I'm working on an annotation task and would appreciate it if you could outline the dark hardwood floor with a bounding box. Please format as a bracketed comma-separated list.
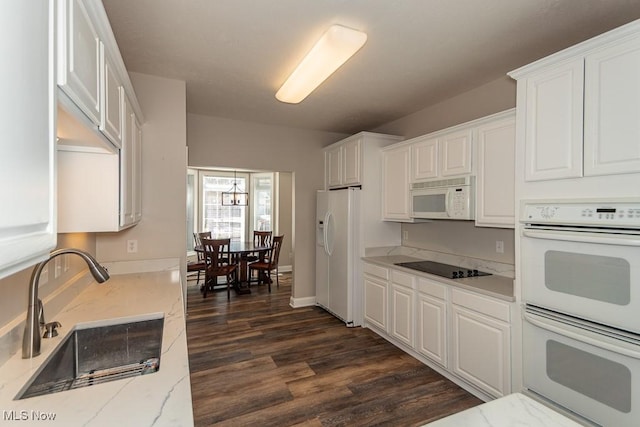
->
[186, 273, 482, 426]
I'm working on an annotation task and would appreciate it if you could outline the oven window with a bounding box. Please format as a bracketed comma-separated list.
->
[547, 340, 631, 413]
[414, 194, 446, 213]
[545, 251, 630, 305]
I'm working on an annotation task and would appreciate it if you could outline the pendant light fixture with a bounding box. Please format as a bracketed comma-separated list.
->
[221, 171, 248, 206]
[276, 24, 367, 104]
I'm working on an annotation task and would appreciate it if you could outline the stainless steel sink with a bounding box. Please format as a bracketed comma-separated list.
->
[16, 315, 164, 400]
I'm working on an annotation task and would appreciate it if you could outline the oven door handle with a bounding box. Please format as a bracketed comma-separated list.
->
[522, 229, 640, 247]
[524, 310, 640, 359]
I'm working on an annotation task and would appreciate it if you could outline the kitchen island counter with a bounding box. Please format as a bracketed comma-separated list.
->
[424, 392, 582, 426]
[363, 255, 514, 301]
[0, 270, 193, 426]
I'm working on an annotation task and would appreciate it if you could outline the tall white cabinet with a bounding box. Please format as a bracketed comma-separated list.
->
[0, 0, 57, 279]
[509, 20, 640, 182]
[56, 0, 144, 232]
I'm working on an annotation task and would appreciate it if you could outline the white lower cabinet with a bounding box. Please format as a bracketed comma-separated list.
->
[389, 270, 415, 347]
[417, 278, 448, 368]
[450, 288, 511, 398]
[363, 263, 389, 332]
[362, 262, 512, 399]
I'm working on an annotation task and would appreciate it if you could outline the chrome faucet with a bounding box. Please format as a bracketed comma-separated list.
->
[22, 248, 110, 359]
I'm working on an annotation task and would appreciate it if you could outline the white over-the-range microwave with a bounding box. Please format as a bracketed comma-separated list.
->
[410, 176, 474, 220]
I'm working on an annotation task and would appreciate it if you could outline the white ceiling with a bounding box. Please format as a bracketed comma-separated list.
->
[102, 0, 640, 134]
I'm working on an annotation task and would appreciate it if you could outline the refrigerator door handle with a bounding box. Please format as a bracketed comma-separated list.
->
[324, 212, 334, 256]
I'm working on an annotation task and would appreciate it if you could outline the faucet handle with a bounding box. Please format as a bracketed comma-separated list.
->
[42, 321, 61, 339]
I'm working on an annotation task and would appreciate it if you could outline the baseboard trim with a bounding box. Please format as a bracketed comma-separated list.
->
[278, 265, 292, 273]
[290, 295, 316, 308]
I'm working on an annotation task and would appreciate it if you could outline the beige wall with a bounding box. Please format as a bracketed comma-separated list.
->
[0, 233, 96, 330]
[375, 76, 516, 138]
[96, 73, 188, 285]
[187, 113, 346, 299]
[277, 172, 293, 269]
[376, 76, 518, 264]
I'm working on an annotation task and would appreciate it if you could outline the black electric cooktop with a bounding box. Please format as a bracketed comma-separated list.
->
[394, 260, 492, 279]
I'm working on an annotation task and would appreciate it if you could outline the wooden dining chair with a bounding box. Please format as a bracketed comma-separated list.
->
[187, 232, 210, 286]
[248, 235, 284, 292]
[201, 238, 237, 300]
[246, 230, 273, 262]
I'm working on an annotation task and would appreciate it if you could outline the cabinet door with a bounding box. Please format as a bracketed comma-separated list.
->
[0, 0, 56, 279]
[475, 115, 516, 228]
[412, 137, 438, 181]
[342, 138, 361, 185]
[584, 36, 640, 176]
[390, 283, 415, 347]
[524, 59, 584, 181]
[101, 51, 123, 148]
[382, 145, 412, 221]
[133, 117, 143, 222]
[364, 275, 387, 331]
[325, 146, 342, 188]
[120, 96, 134, 227]
[451, 305, 511, 398]
[440, 129, 473, 177]
[418, 293, 447, 367]
[58, 0, 101, 126]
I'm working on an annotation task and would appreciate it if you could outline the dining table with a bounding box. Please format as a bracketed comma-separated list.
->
[195, 240, 270, 294]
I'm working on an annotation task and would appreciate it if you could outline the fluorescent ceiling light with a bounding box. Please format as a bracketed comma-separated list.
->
[276, 24, 367, 104]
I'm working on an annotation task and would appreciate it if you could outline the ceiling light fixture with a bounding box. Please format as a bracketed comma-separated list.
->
[221, 171, 248, 206]
[275, 24, 367, 104]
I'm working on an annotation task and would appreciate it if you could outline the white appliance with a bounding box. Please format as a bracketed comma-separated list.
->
[520, 198, 640, 426]
[410, 176, 474, 220]
[316, 188, 361, 326]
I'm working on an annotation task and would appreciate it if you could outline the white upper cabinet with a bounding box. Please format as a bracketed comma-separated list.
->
[522, 60, 584, 181]
[440, 129, 473, 177]
[584, 36, 640, 176]
[510, 20, 640, 181]
[342, 137, 361, 186]
[101, 52, 123, 148]
[325, 145, 343, 188]
[411, 137, 439, 181]
[57, 0, 101, 126]
[324, 132, 402, 189]
[411, 129, 472, 182]
[475, 111, 516, 228]
[382, 143, 413, 221]
[0, 0, 57, 279]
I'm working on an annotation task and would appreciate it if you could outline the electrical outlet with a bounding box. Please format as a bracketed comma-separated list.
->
[402, 230, 409, 240]
[54, 257, 62, 278]
[127, 239, 138, 253]
[40, 265, 49, 285]
[496, 240, 504, 254]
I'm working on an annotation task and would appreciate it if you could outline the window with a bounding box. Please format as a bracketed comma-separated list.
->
[251, 173, 273, 232]
[201, 172, 248, 242]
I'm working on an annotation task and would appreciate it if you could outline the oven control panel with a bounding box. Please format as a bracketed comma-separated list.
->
[521, 199, 640, 228]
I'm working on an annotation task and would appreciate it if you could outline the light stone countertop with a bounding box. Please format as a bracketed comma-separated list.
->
[424, 393, 583, 427]
[362, 255, 514, 301]
[0, 270, 193, 426]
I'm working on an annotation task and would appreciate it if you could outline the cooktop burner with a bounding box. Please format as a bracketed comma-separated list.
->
[394, 260, 492, 279]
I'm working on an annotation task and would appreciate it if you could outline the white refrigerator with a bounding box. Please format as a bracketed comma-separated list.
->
[316, 188, 362, 326]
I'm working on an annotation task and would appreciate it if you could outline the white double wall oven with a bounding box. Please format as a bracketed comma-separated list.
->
[520, 199, 640, 426]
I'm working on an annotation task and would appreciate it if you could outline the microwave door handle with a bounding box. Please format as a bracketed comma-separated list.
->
[522, 229, 640, 247]
[445, 190, 453, 217]
[524, 311, 640, 359]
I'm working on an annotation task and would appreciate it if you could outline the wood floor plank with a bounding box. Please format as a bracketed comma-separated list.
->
[187, 273, 482, 426]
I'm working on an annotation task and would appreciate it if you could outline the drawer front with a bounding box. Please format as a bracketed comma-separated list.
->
[363, 262, 389, 280]
[416, 277, 447, 299]
[451, 288, 510, 322]
[391, 269, 414, 288]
